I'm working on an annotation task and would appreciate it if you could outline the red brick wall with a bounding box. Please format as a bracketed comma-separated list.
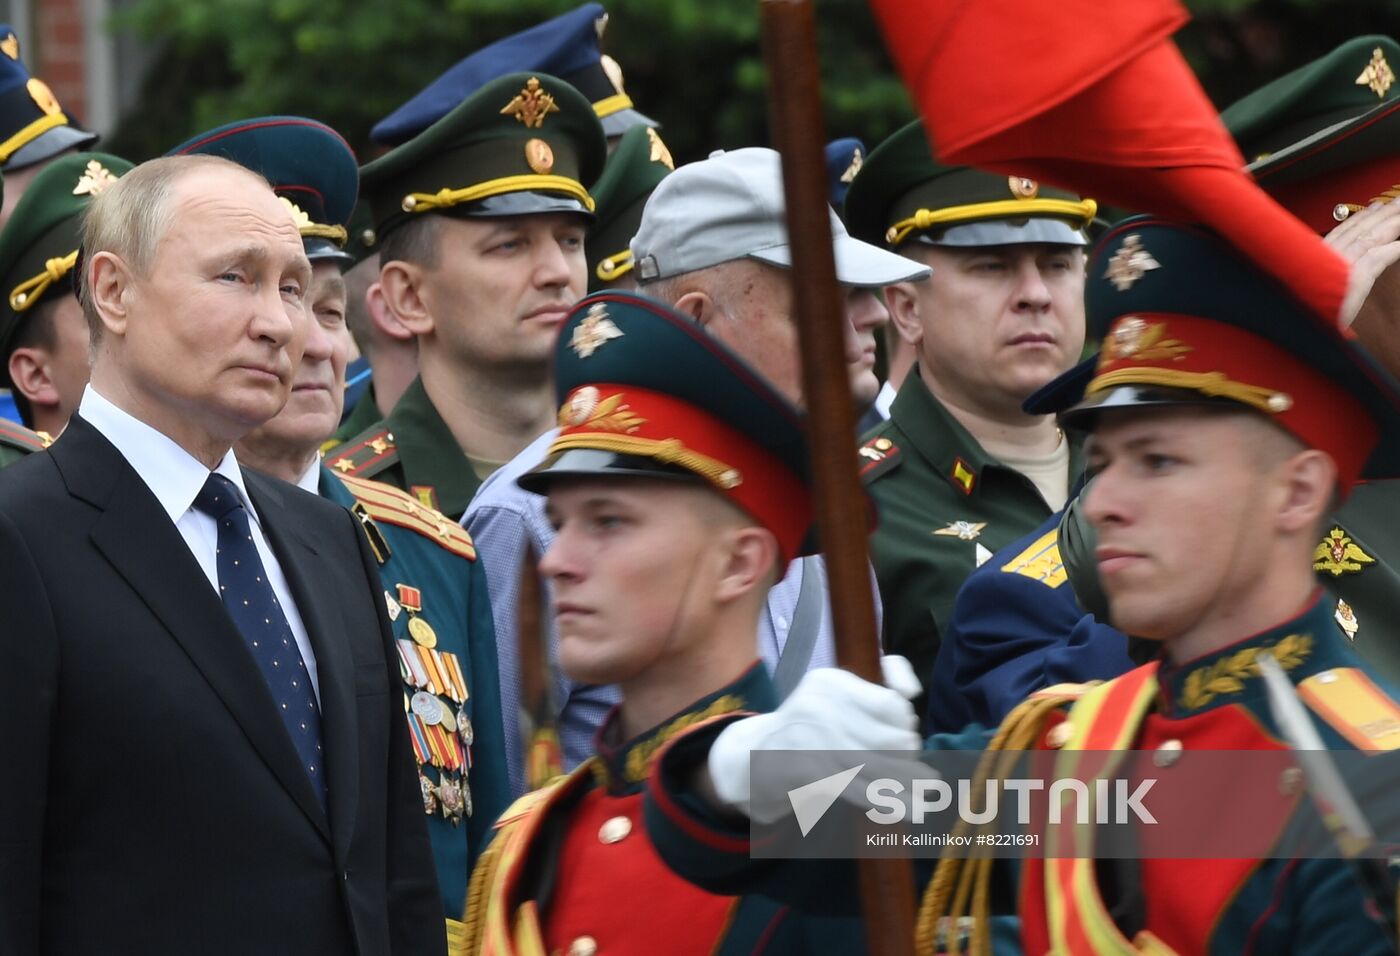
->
[34, 0, 88, 119]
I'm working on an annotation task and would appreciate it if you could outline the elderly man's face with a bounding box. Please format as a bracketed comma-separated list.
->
[238, 261, 349, 458]
[119, 167, 312, 444]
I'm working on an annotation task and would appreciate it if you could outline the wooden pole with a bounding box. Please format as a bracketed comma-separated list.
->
[759, 1, 917, 953]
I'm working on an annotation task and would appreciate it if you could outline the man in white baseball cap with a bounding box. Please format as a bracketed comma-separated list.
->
[466, 145, 928, 794]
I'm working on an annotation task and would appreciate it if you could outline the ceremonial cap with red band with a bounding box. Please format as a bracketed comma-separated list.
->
[518, 291, 817, 563]
[1223, 36, 1400, 235]
[1032, 218, 1400, 494]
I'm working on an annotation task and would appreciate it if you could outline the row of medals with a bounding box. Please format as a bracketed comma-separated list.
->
[387, 584, 473, 825]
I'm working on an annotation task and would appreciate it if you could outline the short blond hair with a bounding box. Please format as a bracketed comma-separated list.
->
[78, 154, 270, 344]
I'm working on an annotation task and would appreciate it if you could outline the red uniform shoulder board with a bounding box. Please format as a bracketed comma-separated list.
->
[0, 418, 49, 453]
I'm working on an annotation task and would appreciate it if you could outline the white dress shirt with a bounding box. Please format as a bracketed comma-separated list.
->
[78, 386, 320, 701]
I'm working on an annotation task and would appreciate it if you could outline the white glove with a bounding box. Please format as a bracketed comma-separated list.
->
[707, 656, 923, 822]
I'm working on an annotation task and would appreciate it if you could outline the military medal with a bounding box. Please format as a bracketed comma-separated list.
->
[419, 770, 438, 814]
[458, 711, 475, 748]
[411, 690, 444, 725]
[438, 775, 466, 824]
[397, 583, 438, 648]
[438, 705, 458, 734]
[398, 639, 430, 689]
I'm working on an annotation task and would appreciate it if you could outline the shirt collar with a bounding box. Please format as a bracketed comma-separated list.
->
[78, 384, 257, 526]
[294, 456, 322, 494]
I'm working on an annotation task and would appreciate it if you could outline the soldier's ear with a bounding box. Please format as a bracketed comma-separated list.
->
[364, 280, 414, 342]
[884, 282, 923, 346]
[713, 526, 781, 605]
[377, 259, 433, 336]
[671, 289, 716, 328]
[1275, 448, 1336, 537]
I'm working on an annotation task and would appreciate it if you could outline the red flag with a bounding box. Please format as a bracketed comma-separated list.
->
[869, 0, 1351, 323]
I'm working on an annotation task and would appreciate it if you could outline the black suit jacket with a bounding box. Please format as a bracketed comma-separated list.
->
[0, 416, 444, 955]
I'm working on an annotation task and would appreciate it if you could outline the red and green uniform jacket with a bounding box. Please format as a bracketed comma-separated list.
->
[461, 664, 868, 955]
[645, 593, 1400, 955]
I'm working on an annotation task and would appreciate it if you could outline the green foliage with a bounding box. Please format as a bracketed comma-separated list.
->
[103, 0, 913, 165]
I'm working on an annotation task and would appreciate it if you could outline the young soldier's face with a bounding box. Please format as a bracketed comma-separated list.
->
[911, 243, 1085, 417]
[540, 478, 729, 686]
[1082, 406, 1286, 643]
[421, 213, 587, 370]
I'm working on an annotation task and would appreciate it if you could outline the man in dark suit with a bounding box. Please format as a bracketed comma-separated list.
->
[0, 154, 444, 954]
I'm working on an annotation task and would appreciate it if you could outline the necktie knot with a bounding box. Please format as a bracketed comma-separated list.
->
[194, 473, 245, 522]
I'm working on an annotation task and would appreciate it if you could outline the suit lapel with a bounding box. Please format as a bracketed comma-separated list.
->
[245, 470, 360, 858]
[53, 419, 332, 842]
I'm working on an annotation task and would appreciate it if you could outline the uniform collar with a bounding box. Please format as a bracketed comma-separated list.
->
[1157, 591, 1352, 718]
[385, 376, 481, 517]
[592, 662, 777, 795]
[889, 367, 1082, 500]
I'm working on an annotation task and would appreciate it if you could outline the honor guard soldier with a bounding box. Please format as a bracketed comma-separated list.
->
[0, 151, 132, 442]
[585, 123, 674, 291]
[843, 119, 1097, 713]
[460, 291, 878, 956]
[642, 218, 1400, 955]
[0, 26, 98, 224]
[172, 116, 511, 949]
[371, 2, 656, 149]
[325, 72, 606, 518]
[1221, 36, 1400, 683]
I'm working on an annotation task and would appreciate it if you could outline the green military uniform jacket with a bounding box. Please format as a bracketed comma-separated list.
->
[861, 369, 1081, 712]
[1318, 480, 1400, 685]
[0, 418, 48, 469]
[319, 467, 509, 949]
[325, 377, 482, 520]
[332, 382, 383, 447]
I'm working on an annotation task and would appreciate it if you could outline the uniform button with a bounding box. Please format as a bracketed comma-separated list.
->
[875, 438, 893, 450]
[1154, 739, 1183, 768]
[599, 815, 632, 844]
[567, 936, 598, 956]
[1316, 670, 1338, 684]
[1045, 722, 1073, 749]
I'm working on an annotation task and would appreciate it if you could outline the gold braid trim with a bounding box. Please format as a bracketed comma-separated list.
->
[1087, 368, 1292, 414]
[592, 92, 635, 118]
[10, 249, 77, 311]
[0, 112, 66, 163]
[886, 197, 1097, 246]
[402, 174, 595, 214]
[457, 831, 506, 956]
[915, 693, 1076, 956]
[1178, 633, 1311, 711]
[548, 432, 743, 489]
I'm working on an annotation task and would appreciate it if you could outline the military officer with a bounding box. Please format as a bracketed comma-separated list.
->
[0, 151, 132, 441]
[460, 290, 883, 956]
[172, 116, 511, 949]
[1221, 35, 1400, 683]
[843, 119, 1097, 713]
[642, 218, 1400, 955]
[585, 123, 674, 292]
[370, 2, 657, 149]
[324, 72, 606, 518]
[0, 26, 98, 225]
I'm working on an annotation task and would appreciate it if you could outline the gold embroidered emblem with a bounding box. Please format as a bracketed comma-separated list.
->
[1313, 527, 1376, 576]
[647, 128, 675, 170]
[524, 138, 554, 174]
[500, 77, 560, 129]
[569, 302, 624, 358]
[1, 33, 19, 60]
[623, 694, 744, 782]
[1179, 633, 1312, 711]
[369, 437, 390, 455]
[1336, 599, 1359, 641]
[72, 160, 119, 197]
[1104, 234, 1161, 291]
[280, 197, 313, 231]
[951, 458, 976, 496]
[563, 391, 646, 434]
[1357, 47, 1395, 99]
[934, 521, 986, 541]
[841, 149, 864, 184]
[1101, 316, 1193, 363]
[1008, 176, 1039, 199]
[27, 78, 61, 116]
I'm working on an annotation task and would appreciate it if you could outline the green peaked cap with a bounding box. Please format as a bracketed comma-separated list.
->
[585, 124, 673, 289]
[0, 150, 132, 369]
[360, 71, 606, 241]
[844, 118, 1095, 250]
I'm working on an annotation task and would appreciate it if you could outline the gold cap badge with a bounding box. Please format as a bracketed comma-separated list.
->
[841, 149, 864, 185]
[1008, 176, 1039, 199]
[1104, 234, 1161, 291]
[1, 33, 18, 60]
[27, 78, 61, 116]
[525, 138, 555, 174]
[501, 77, 560, 129]
[1357, 47, 1395, 99]
[72, 160, 119, 197]
[569, 302, 624, 358]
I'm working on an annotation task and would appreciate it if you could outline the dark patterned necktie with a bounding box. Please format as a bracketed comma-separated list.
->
[193, 473, 328, 813]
